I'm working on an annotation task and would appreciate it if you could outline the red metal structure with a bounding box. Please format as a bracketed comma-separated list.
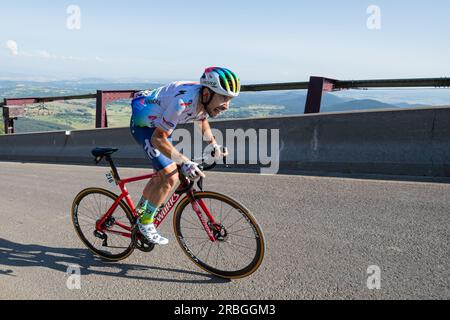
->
[2, 105, 25, 134]
[95, 90, 137, 128]
[304, 77, 337, 114]
[1, 91, 137, 134]
[1, 77, 449, 134]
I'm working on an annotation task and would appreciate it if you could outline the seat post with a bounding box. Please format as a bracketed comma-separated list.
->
[105, 155, 121, 181]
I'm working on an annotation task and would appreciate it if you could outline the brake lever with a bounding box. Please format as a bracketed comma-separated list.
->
[197, 177, 204, 191]
[223, 156, 229, 168]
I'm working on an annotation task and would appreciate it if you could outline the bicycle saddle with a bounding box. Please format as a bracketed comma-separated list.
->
[91, 147, 119, 158]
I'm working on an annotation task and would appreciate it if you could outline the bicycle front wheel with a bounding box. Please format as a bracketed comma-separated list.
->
[173, 191, 265, 279]
[72, 187, 135, 261]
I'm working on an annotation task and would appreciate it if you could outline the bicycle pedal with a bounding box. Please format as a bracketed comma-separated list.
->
[131, 227, 155, 253]
[94, 230, 106, 240]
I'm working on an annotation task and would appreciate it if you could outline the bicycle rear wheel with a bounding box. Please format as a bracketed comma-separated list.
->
[72, 187, 135, 261]
[173, 191, 265, 279]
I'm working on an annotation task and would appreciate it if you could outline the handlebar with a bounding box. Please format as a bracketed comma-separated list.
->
[175, 148, 226, 194]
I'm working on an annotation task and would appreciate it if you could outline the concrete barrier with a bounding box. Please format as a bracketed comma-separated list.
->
[0, 106, 449, 177]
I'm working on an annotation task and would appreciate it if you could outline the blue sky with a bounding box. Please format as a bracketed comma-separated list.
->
[0, 0, 449, 83]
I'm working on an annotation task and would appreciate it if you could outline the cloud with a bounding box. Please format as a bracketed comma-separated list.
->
[37, 50, 87, 62]
[4, 41, 101, 63]
[6, 40, 19, 56]
[37, 50, 54, 59]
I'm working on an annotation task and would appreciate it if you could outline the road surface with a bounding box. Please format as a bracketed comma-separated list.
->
[0, 162, 448, 299]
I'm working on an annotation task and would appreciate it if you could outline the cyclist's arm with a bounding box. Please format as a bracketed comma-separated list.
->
[195, 118, 217, 145]
[197, 118, 229, 159]
[151, 128, 189, 165]
[152, 99, 190, 164]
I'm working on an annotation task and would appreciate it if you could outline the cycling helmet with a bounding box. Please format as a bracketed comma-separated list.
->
[200, 67, 241, 97]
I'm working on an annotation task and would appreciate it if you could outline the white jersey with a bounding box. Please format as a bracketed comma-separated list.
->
[131, 81, 208, 134]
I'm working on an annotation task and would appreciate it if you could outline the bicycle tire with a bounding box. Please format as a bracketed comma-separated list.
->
[72, 187, 135, 261]
[173, 191, 265, 279]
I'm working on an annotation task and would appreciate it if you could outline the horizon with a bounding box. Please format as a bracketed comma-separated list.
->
[1, 78, 450, 106]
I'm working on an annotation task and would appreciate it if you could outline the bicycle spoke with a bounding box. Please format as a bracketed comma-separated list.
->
[215, 241, 220, 269]
[185, 206, 205, 230]
[228, 226, 254, 234]
[175, 193, 264, 278]
[73, 189, 134, 260]
[228, 233, 257, 240]
[220, 206, 235, 225]
[226, 215, 246, 230]
[225, 241, 255, 252]
[181, 226, 207, 231]
[98, 194, 106, 215]
[182, 235, 210, 240]
[77, 215, 97, 224]
[92, 194, 101, 216]
[192, 239, 211, 258]
[205, 240, 214, 265]
[223, 242, 254, 262]
[78, 222, 96, 229]
[181, 216, 204, 230]
[80, 202, 99, 221]
[87, 198, 101, 217]
[217, 242, 238, 271]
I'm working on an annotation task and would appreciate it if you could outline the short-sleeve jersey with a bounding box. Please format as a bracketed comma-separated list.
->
[131, 81, 208, 134]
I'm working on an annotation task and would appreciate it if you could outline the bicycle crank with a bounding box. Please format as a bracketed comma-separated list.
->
[131, 225, 155, 253]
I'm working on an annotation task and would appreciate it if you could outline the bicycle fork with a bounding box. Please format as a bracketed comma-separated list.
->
[187, 191, 218, 242]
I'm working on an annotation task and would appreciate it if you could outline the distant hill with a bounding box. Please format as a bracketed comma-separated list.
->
[0, 81, 440, 134]
[322, 99, 401, 113]
[0, 80, 163, 99]
[395, 102, 431, 108]
[233, 91, 348, 115]
[14, 118, 73, 133]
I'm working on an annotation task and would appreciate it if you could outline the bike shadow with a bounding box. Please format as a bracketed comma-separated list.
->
[0, 238, 230, 284]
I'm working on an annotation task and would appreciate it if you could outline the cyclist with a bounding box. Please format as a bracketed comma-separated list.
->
[130, 67, 241, 245]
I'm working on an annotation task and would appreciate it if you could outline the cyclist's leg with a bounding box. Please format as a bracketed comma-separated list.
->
[143, 163, 179, 210]
[131, 120, 179, 199]
[130, 121, 179, 244]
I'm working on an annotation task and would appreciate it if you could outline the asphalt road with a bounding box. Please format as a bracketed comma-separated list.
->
[0, 162, 448, 300]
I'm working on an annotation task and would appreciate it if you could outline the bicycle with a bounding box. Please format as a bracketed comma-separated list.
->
[71, 147, 265, 279]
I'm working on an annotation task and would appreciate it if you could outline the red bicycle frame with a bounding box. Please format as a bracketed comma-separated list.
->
[95, 171, 218, 242]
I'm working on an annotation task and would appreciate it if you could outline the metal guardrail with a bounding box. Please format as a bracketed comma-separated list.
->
[241, 77, 450, 92]
[335, 77, 450, 89]
[241, 82, 310, 91]
[1, 77, 450, 134]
